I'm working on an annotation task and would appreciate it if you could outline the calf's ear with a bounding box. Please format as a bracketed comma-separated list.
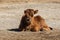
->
[34, 10, 38, 14]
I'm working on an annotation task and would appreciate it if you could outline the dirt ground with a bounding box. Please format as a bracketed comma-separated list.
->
[0, 2, 60, 40]
[0, 29, 60, 40]
[0, 0, 60, 3]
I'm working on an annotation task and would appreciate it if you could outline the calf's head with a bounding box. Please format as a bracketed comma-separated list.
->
[24, 9, 38, 22]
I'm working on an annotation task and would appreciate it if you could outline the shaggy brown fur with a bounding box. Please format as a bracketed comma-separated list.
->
[29, 15, 53, 32]
[19, 9, 53, 32]
[19, 14, 31, 31]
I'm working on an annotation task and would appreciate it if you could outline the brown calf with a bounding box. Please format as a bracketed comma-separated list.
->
[19, 9, 53, 32]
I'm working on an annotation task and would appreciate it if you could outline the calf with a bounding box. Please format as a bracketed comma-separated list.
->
[19, 9, 53, 32]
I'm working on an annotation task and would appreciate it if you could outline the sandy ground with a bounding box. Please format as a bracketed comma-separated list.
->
[0, 3, 60, 40]
[0, 29, 60, 40]
[0, 0, 60, 3]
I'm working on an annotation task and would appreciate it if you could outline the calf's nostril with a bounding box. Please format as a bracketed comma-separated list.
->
[27, 18, 30, 21]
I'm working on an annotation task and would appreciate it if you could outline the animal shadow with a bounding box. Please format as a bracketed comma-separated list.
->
[7, 28, 21, 32]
